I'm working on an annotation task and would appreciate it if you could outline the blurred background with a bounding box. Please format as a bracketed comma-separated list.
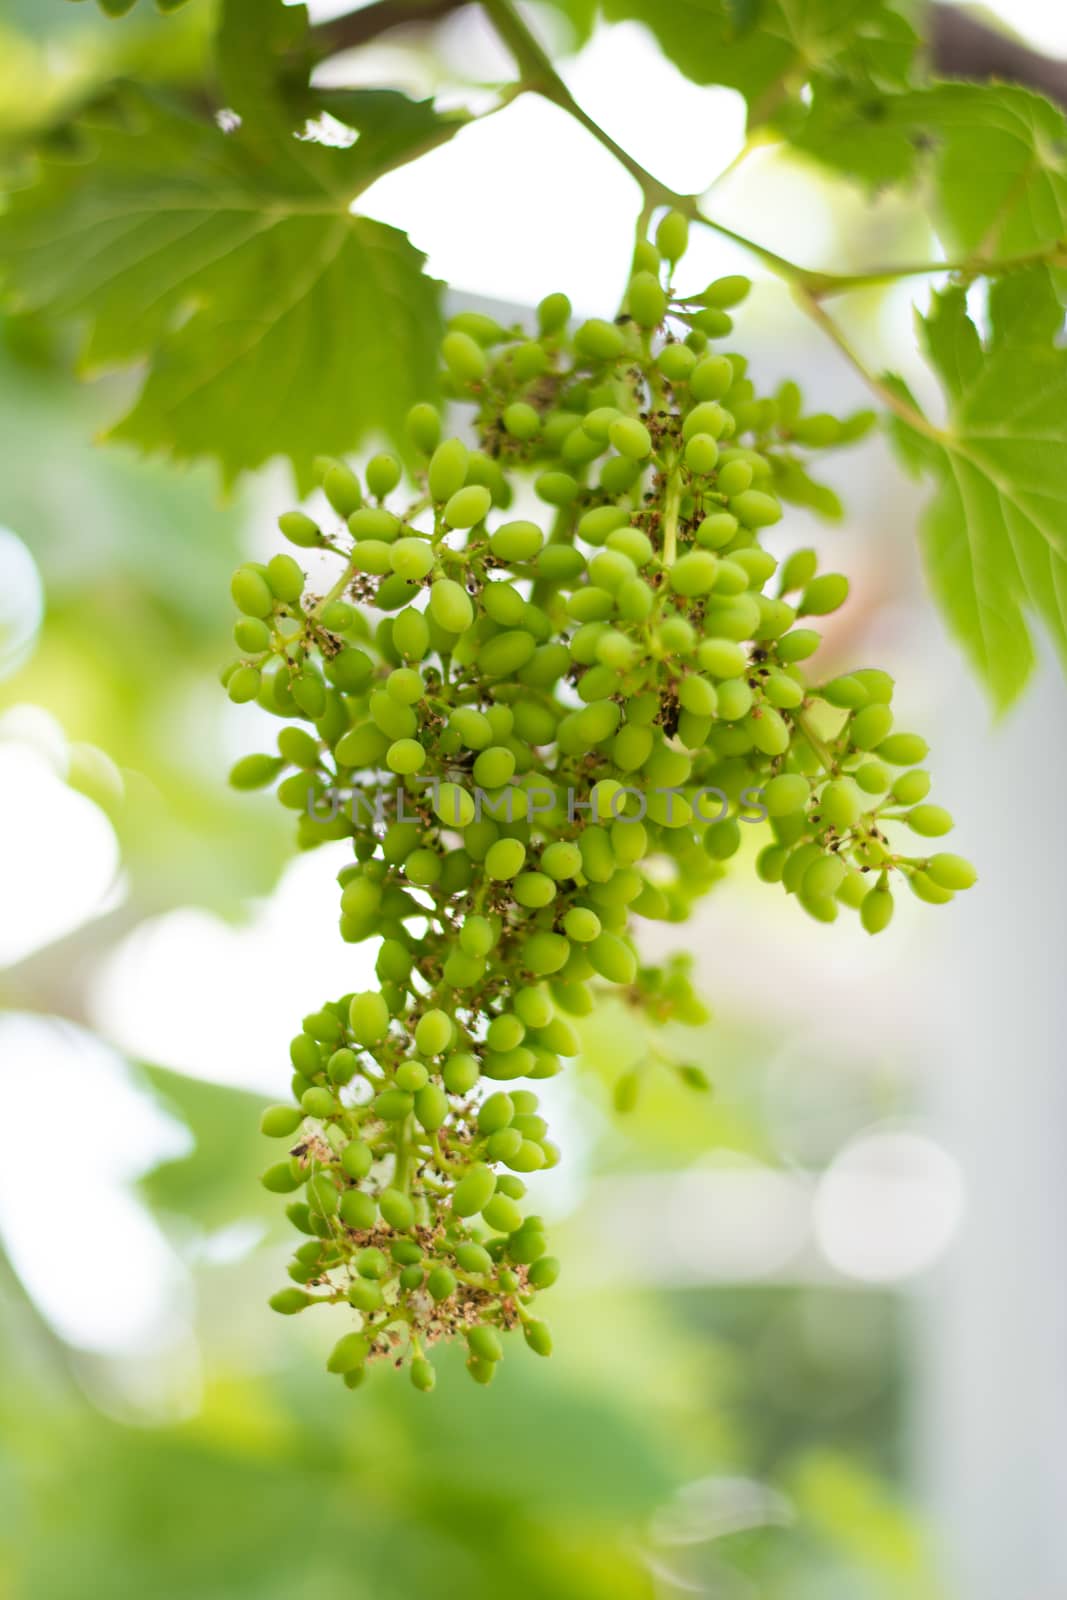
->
[1, 2, 1065, 1596]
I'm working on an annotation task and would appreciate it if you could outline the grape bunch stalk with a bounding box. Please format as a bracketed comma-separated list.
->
[222, 213, 977, 1394]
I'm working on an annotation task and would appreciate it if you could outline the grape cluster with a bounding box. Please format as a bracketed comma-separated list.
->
[223, 212, 975, 1392]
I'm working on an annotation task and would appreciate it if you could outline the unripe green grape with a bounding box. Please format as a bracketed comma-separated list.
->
[279, 510, 321, 548]
[502, 401, 541, 441]
[486, 838, 526, 880]
[751, 706, 790, 756]
[891, 769, 931, 805]
[907, 804, 953, 837]
[655, 209, 689, 262]
[414, 1008, 452, 1056]
[349, 991, 389, 1046]
[587, 931, 636, 985]
[800, 573, 849, 615]
[702, 593, 760, 639]
[690, 354, 733, 400]
[563, 906, 601, 942]
[705, 817, 741, 860]
[326, 1046, 358, 1086]
[338, 1141, 373, 1184]
[261, 1164, 302, 1198]
[482, 1193, 524, 1236]
[230, 754, 283, 790]
[658, 341, 697, 382]
[856, 761, 890, 795]
[324, 464, 362, 516]
[610, 416, 653, 460]
[670, 550, 719, 596]
[756, 843, 789, 883]
[711, 558, 748, 597]
[226, 665, 261, 703]
[442, 1053, 480, 1094]
[684, 432, 719, 475]
[478, 630, 537, 675]
[522, 930, 570, 976]
[579, 506, 630, 545]
[682, 401, 729, 441]
[395, 1059, 429, 1092]
[825, 675, 870, 707]
[261, 1105, 304, 1138]
[926, 853, 976, 890]
[464, 1329, 503, 1372]
[377, 1188, 415, 1231]
[339, 1189, 377, 1231]
[386, 738, 426, 775]
[234, 617, 272, 653]
[373, 1088, 414, 1122]
[270, 1288, 313, 1314]
[692, 306, 732, 336]
[389, 537, 434, 581]
[301, 1086, 336, 1119]
[537, 291, 571, 333]
[850, 703, 894, 751]
[490, 519, 543, 562]
[279, 727, 322, 769]
[485, 1128, 520, 1164]
[574, 319, 625, 360]
[716, 677, 752, 721]
[877, 732, 928, 766]
[700, 274, 751, 308]
[472, 745, 516, 788]
[432, 782, 475, 827]
[523, 1319, 553, 1357]
[442, 329, 488, 383]
[528, 1255, 560, 1290]
[541, 840, 582, 880]
[861, 886, 895, 934]
[452, 1163, 497, 1218]
[819, 777, 863, 830]
[351, 540, 392, 575]
[512, 870, 556, 910]
[349, 507, 400, 542]
[444, 484, 492, 530]
[266, 553, 304, 604]
[231, 566, 274, 618]
[405, 1357, 434, 1393]
[910, 870, 954, 905]
[761, 774, 808, 818]
[628, 270, 667, 326]
[731, 488, 781, 528]
[804, 853, 846, 900]
[385, 666, 423, 705]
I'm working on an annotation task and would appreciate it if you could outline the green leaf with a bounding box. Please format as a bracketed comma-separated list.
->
[890, 267, 1067, 708]
[892, 82, 1067, 265]
[0, 48, 460, 483]
[597, 0, 917, 179]
[139, 1064, 272, 1230]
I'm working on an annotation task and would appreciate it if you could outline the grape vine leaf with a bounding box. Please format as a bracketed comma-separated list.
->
[889, 267, 1067, 709]
[890, 83, 1067, 267]
[596, 0, 917, 179]
[0, 1, 464, 487]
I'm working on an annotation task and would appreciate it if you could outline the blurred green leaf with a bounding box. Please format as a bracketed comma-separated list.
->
[139, 1064, 272, 1229]
[890, 267, 1067, 708]
[0, 2, 458, 486]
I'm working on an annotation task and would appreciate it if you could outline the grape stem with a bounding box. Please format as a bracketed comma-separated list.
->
[795, 710, 838, 775]
[661, 470, 682, 568]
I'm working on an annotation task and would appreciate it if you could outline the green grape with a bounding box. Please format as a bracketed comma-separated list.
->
[270, 1288, 313, 1315]
[349, 990, 389, 1046]
[906, 804, 953, 837]
[261, 1105, 304, 1138]
[860, 886, 894, 934]
[279, 511, 322, 548]
[231, 566, 274, 618]
[574, 319, 625, 360]
[406, 402, 441, 454]
[415, 1009, 453, 1055]
[444, 484, 492, 529]
[430, 578, 476, 636]
[452, 1163, 497, 1218]
[926, 853, 976, 890]
[324, 465, 362, 517]
[628, 270, 667, 327]
[819, 778, 863, 830]
[655, 210, 689, 262]
[339, 1189, 377, 1230]
[537, 291, 571, 333]
[800, 573, 849, 615]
